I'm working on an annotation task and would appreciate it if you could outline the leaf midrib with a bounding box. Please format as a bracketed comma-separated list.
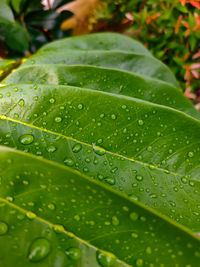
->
[0, 197, 130, 267]
[1, 114, 199, 184]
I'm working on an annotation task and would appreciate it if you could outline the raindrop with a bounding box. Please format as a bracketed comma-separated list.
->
[138, 120, 144, 126]
[111, 216, 119, 226]
[96, 250, 116, 266]
[72, 143, 82, 153]
[93, 145, 105, 156]
[104, 177, 115, 185]
[19, 134, 34, 145]
[47, 146, 56, 153]
[129, 212, 139, 221]
[64, 158, 75, 167]
[0, 221, 8, 235]
[65, 247, 81, 260]
[28, 238, 50, 262]
[49, 98, 55, 104]
[188, 152, 194, 158]
[77, 104, 84, 110]
[55, 117, 62, 123]
[18, 99, 24, 107]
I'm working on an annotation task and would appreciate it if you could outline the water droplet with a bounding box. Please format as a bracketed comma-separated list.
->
[147, 146, 152, 152]
[129, 194, 139, 201]
[47, 145, 56, 153]
[146, 247, 152, 254]
[0, 221, 8, 235]
[26, 211, 36, 219]
[96, 250, 116, 266]
[136, 258, 144, 266]
[65, 247, 81, 260]
[138, 120, 144, 126]
[77, 104, 83, 110]
[64, 158, 75, 167]
[48, 203, 55, 210]
[72, 143, 82, 153]
[181, 177, 187, 184]
[136, 175, 143, 181]
[49, 98, 55, 104]
[129, 212, 139, 221]
[19, 134, 34, 145]
[131, 232, 138, 238]
[55, 117, 62, 123]
[111, 114, 117, 120]
[104, 177, 115, 185]
[93, 145, 105, 156]
[18, 99, 24, 107]
[111, 216, 119, 226]
[28, 238, 50, 262]
[188, 152, 194, 158]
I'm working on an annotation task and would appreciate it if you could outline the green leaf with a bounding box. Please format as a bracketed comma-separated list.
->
[22, 50, 178, 86]
[0, 0, 14, 22]
[3, 64, 199, 119]
[39, 32, 153, 56]
[0, 59, 16, 81]
[0, 17, 28, 53]
[0, 146, 200, 266]
[0, 84, 200, 231]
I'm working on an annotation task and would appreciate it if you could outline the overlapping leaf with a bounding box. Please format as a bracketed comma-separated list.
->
[0, 146, 200, 266]
[0, 32, 200, 266]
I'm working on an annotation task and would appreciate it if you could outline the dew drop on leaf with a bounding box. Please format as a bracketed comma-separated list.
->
[18, 99, 24, 107]
[136, 258, 144, 266]
[19, 134, 34, 145]
[28, 238, 50, 262]
[104, 177, 116, 185]
[0, 221, 8, 235]
[96, 250, 116, 266]
[65, 247, 81, 260]
[72, 143, 82, 153]
[136, 175, 143, 181]
[188, 151, 194, 158]
[111, 216, 119, 226]
[48, 203, 56, 210]
[64, 158, 75, 167]
[49, 98, 55, 104]
[47, 145, 56, 153]
[138, 120, 144, 126]
[93, 145, 105, 156]
[77, 103, 84, 110]
[129, 212, 139, 221]
[55, 117, 62, 123]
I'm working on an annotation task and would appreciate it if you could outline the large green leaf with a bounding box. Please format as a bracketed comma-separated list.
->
[39, 32, 153, 56]
[3, 64, 199, 119]
[21, 50, 178, 86]
[0, 146, 200, 266]
[0, 84, 200, 231]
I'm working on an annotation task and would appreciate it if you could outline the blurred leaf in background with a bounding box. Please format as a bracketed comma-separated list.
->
[0, 0, 73, 57]
[60, 0, 200, 106]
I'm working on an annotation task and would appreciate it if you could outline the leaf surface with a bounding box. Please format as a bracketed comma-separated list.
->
[0, 146, 200, 266]
[39, 32, 152, 56]
[0, 84, 200, 231]
[22, 50, 178, 86]
[3, 64, 199, 118]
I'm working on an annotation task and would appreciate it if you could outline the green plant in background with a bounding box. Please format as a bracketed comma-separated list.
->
[0, 32, 200, 266]
[92, 0, 200, 104]
[0, 0, 72, 56]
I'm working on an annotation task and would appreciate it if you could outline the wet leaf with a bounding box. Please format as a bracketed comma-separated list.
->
[0, 146, 199, 266]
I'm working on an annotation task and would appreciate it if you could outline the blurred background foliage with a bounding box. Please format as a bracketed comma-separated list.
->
[0, 0, 200, 107]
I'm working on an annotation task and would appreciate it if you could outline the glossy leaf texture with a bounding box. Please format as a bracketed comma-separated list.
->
[21, 50, 178, 86]
[0, 84, 200, 232]
[38, 32, 153, 56]
[0, 146, 200, 266]
[1, 32, 200, 266]
[3, 64, 199, 119]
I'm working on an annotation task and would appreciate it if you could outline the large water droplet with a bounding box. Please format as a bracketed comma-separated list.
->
[65, 247, 81, 260]
[18, 99, 24, 107]
[72, 143, 82, 153]
[188, 151, 194, 158]
[0, 221, 8, 235]
[104, 177, 115, 185]
[28, 238, 50, 262]
[64, 157, 75, 167]
[55, 117, 62, 123]
[93, 145, 105, 156]
[19, 134, 34, 145]
[96, 250, 116, 266]
[47, 145, 56, 153]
